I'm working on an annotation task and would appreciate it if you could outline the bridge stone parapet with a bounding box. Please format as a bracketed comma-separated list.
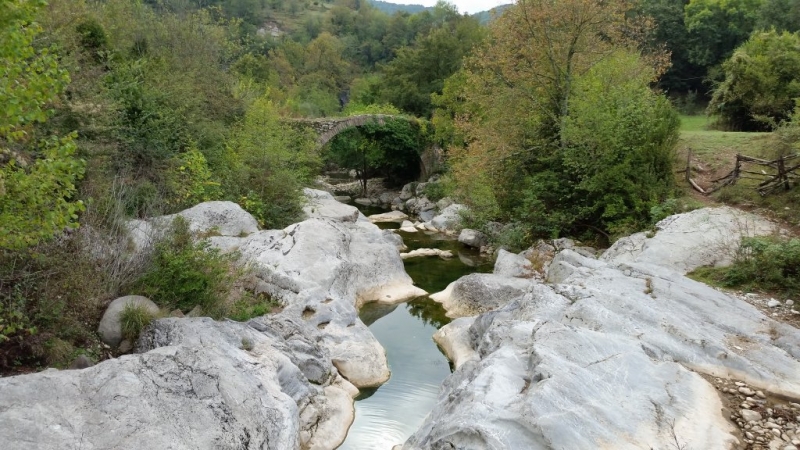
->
[286, 114, 416, 147]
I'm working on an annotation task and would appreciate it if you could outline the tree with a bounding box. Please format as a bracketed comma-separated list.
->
[708, 30, 800, 131]
[326, 117, 426, 194]
[757, 0, 800, 33]
[0, 0, 85, 249]
[684, 0, 762, 69]
[440, 0, 678, 239]
[378, 2, 485, 117]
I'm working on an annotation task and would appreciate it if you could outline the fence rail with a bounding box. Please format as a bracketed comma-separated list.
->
[686, 150, 800, 196]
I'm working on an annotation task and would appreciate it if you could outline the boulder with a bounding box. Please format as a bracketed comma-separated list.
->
[430, 204, 466, 234]
[429, 273, 532, 318]
[493, 249, 535, 278]
[602, 206, 778, 273]
[458, 229, 488, 248]
[436, 197, 454, 210]
[418, 209, 436, 222]
[399, 220, 418, 233]
[379, 191, 395, 205]
[415, 182, 428, 197]
[368, 210, 408, 223]
[303, 189, 361, 223]
[399, 183, 415, 200]
[403, 248, 800, 449]
[126, 201, 259, 251]
[220, 215, 425, 387]
[0, 317, 357, 450]
[97, 295, 160, 347]
[416, 197, 436, 213]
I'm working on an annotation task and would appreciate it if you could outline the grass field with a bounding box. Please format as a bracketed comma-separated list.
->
[677, 114, 773, 175]
[676, 114, 800, 228]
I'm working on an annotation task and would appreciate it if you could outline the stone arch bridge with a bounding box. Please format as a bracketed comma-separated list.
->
[286, 114, 443, 179]
[287, 114, 416, 147]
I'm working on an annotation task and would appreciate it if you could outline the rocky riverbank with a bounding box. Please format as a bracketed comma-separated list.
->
[402, 207, 800, 450]
[0, 189, 424, 450]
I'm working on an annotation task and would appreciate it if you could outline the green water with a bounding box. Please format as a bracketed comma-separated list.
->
[338, 208, 492, 449]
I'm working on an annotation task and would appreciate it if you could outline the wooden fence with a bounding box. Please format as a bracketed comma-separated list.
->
[686, 150, 800, 196]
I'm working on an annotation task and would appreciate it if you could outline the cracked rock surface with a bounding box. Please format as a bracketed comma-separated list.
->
[0, 317, 355, 450]
[403, 207, 800, 450]
[0, 190, 424, 449]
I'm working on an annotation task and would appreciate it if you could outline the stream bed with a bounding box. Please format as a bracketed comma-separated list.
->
[338, 210, 492, 449]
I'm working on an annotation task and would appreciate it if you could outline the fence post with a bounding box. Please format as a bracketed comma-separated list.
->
[685, 148, 692, 183]
[778, 155, 790, 190]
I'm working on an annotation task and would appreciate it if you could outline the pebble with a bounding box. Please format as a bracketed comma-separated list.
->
[746, 431, 755, 439]
[768, 299, 781, 308]
[739, 387, 756, 396]
[787, 299, 795, 306]
[742, 409, 763, 422]
[757, 390, 767, 398]
[735, 382, 746, 387]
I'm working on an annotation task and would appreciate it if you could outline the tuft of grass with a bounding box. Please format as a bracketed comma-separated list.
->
[228, 293, 282, 322]
[119, 303, 154, 342]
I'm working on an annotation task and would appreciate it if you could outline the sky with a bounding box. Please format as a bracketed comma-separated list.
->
[386, 0, 511, 15]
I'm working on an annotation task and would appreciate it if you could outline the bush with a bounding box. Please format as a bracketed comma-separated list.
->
[132, 217, 235, 315]
[723, 236, 800, 296]
[423, 181, 447, 202]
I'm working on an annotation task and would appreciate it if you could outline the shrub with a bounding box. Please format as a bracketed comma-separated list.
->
[423, 181, 447, 202]
[723, 236, 800, 296]
[132, 217, 235, 314]
[119, 303, 154, 342]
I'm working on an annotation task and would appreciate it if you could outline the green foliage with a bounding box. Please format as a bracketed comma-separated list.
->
[0, 0, 86, 250]
[222, 95, 319, 228]
[708, 30, 800, 131]
[684, 0, 762, 68]
[165, 145, 222, 210]
[422, 181, 446, 202]
[649, 197, 705, 225]
[377, 4, 485, 117]
[133, 217, 235, 314]
[119, 303, 154, 342]
[325, 117, 427, 192]
[694, 236, 800, 297]
[228, 292, 281, 322]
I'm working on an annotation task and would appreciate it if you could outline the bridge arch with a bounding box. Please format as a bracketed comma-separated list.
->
[287, 114, 443, 180]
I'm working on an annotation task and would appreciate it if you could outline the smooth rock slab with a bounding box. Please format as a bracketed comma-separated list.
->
[404, 246, 800, 449]
[0, 317, 356, 450]
[369, 210, 408, 223]
[602, 206, 778, 273]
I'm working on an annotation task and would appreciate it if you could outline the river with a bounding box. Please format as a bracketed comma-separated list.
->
[338, 207, 492, 449]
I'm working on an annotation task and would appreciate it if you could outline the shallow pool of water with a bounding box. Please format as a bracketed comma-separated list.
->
[338, 216, 492, 449]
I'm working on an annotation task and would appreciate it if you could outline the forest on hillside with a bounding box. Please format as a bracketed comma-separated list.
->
[2, 0, 800, 370]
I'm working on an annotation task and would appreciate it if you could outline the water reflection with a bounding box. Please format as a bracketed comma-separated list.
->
[338, 205, 493, 449]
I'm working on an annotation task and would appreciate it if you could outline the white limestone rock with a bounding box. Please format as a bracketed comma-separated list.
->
[458, 229, 488, 248]
[0, 317, 355, 450]
[430, 273, 532, 318]
[493, 249, 535, 278]
[303, 188, 360, 223]
[126, 201, 259, 251]
[602, 206, 778, 273]
[404, 246, 800, 449]
[430, 204, 466, 234]
[368, 210, 408, 223]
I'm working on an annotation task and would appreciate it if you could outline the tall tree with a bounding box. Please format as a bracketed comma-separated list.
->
[440, 0, 678, 238]
[708, 30, 800, 131]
